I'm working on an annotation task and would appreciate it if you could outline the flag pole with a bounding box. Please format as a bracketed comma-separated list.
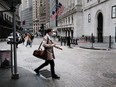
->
[56, 0, 58, 27]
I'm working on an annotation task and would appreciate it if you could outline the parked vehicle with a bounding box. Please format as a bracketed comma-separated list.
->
[6, 32, 22, 44]
[6, 33, 13, 43]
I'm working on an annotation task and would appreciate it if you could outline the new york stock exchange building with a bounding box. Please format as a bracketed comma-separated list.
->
[56, 0, 116, 44]
[83, 0, 116, 43]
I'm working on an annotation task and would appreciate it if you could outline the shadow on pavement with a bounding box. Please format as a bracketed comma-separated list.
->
[0, 67, 45, 87]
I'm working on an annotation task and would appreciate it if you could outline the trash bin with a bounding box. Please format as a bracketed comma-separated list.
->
[0, 50, 11, 68]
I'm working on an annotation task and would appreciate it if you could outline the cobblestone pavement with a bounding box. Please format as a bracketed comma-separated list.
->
[1, 38, 116, 87]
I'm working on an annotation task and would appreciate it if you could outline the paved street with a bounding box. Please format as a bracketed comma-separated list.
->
[1, 38, 116, 87]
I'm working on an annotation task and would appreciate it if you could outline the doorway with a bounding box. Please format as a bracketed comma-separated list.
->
[97, 12, 103, 42]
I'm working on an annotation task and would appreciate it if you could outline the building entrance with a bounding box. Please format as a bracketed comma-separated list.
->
[97, 12, 103, 42]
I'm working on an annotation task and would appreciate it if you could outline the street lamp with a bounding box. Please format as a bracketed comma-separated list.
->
[0, 1, 21, 79]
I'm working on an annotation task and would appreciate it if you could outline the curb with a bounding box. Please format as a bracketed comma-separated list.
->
[79, 46, 108, 50]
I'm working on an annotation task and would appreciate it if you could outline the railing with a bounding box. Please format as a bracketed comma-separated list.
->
[57, 35, 116, 49]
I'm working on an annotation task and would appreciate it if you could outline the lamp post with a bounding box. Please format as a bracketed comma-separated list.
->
[0, 2, 19, 79]
[12, 4, 19, 79]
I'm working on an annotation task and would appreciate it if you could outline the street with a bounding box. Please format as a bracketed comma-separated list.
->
[1, 38, 116, 87]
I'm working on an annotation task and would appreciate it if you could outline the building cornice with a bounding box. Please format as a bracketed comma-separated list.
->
[58, 4, 83, 21]
[84, 0, 109, 11]
[57, 24, 74, 29]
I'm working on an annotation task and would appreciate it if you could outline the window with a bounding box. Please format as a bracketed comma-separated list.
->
[87, 0, 89, 3]
[72, 15, 73, 23]
[66, 18, 67, 24]
[9, 17, 11, 22]
[68, 17, 70, 24]
[111, 5, 116, 18]
[88, 13, 91, 23]
[98, 0, 100, 3]
[87, 0, 92, 3]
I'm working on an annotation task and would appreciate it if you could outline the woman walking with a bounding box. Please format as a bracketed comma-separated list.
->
[34, 28, 62, 79]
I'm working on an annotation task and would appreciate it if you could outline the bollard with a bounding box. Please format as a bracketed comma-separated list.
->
[63, 37, 65, 46]
[64, 37, 66, 46]
[91, 33, 94, 48]
[109, 35, 111, 48]
[61, 37, 62, 46]
[67, 36, 71, 47]
[75, 38, 78, 45]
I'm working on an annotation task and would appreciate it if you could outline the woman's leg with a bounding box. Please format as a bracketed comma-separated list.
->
[49, 60, 55, 76]
[26, 42, 28, 47]
[34, 60, 49, 74]
[30, 42, 32, 47]
[49, 60, 60, 79]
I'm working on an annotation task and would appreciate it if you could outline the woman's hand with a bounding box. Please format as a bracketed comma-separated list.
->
[52, 44, 56, 47]
[59, 47, 63, 50]
[54, 45, 63, 50]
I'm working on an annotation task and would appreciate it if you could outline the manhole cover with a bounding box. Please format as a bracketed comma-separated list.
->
[103, 73, 116, 78]
[40, 69, 51, 78]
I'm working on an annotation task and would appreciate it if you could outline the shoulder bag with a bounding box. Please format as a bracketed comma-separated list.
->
[33, 41, 47, 60]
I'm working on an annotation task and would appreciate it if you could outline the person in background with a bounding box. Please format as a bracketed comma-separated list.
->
[16, 31, 20, 48]
[34, 28, 63, 79]
[22, 33, 26, 45]
[25, 33, 32, 47]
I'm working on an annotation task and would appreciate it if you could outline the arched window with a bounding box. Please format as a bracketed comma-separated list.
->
[68, 17, 70, 24]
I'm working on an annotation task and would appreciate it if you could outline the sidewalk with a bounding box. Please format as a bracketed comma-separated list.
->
[0, 38, 67, 87]
[54, 38, 116, 50]
[0, 67, 41, 87]
[75, 40, 116, 50]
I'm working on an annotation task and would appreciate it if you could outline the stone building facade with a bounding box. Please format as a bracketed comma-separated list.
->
[56, 0, 116, 43]
[83, 0, 116, 43]
[56, 0, 83, 38]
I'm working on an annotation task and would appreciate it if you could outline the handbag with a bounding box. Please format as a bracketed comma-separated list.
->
[33, 41, 47, 60]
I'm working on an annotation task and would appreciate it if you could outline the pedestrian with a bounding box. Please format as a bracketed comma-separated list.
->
[16, 31, 21, 48]
[16, 32, 19, 48]
[34, 28, 63, 79]
[30, 33, 34, 42]
[25, 33, 32, 47]
[22, 34, 26, 45]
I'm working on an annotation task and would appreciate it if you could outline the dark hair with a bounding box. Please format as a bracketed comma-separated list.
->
[45, 28, 53, 34]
